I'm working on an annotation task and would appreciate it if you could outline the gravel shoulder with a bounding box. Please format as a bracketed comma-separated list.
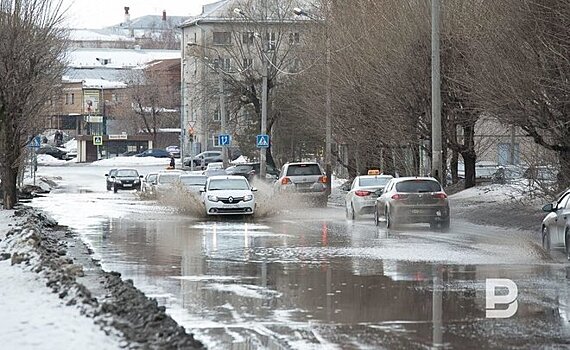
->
[0, 207, 204, 350]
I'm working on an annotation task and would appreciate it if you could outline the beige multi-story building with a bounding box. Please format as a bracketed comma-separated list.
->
[180, 0, 308, 159]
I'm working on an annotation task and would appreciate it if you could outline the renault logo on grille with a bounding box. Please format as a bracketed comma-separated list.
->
[228, 196, 234, 203]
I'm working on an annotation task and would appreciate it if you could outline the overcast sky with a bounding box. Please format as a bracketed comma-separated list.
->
[61, 0, 218, 29]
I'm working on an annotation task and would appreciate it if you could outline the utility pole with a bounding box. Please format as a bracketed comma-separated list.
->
[260, 52, 268, 178]
[431, 0, 443, 183]
[324, 21, 332, 196]
[218, 68, 229, 168]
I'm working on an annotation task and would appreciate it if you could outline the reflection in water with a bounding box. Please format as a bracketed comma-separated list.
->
[72, 216, 570, 349]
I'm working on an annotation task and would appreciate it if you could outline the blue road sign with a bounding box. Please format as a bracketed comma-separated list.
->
[256, 134, 270, 148]
[218, 134, 231, 147]
[29, 136, 41, 148]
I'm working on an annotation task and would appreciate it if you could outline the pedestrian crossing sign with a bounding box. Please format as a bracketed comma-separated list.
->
[256, 134, 269, 148]
[93, 135, 103, 146]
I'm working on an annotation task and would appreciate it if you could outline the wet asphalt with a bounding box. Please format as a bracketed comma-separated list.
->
[31, 165, 570, 349]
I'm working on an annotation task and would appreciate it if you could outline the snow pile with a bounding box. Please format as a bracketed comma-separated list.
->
[91, 157, 179, 167]
[450, 181, 542, 204]
[37, 154, 70, 166]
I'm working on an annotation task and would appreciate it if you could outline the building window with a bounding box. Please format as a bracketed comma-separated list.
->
[243, 58, 253, 69]
[71, 93, 75, 104]
[65, 94, 69, 105]
[213, 32, 231, 45]
[213, 109, 220, 121]
[213, 135, 221, 147]
[289, 32, 300, 44]
[214, 58, 231, 71]
[498, 143, 520, 165]
[265, 32, 276, 51]
[242, 32, 254, 45]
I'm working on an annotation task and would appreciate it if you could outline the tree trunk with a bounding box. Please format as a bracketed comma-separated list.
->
[2, 166, 18, 209]
[450, 149, 459, 184]
[557, 149, 570, 191]
[462, 150, 476, 189]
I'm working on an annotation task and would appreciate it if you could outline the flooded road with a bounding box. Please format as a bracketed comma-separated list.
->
[32, 165, 570, 349]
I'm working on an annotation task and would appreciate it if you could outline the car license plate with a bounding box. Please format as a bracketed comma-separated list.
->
[410, 209, 422, 214]
[123, 184, 132, 187]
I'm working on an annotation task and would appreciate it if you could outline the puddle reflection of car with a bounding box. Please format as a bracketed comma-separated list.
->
[178, 174, 207, 194]
[540, 188, 570, 253]
[375, 177, 450, 230]
[105, 168, 143, 193]
[201, 175, 256, 216]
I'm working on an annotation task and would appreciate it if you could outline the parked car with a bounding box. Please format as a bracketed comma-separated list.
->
[105, 168, 143, 193]
[36, 145, 68, 160]
[201, 175, 256, 216]
[135, 149, 171, 158]
[152, 170, 185, 196]
[345, 172, 394, 219]
[374, 177, 450, 230]
[141, 172, 159, 194]
[203, 162, 227, 177]
[166, 145, 181, 158]
[178, 174, 207, 194]
[183, 151, 222, 167]
[225, 162, 279, 181]
[121, 150, 139, 157]
[540, 188, 570, 253]
[273, 162, 328, 207]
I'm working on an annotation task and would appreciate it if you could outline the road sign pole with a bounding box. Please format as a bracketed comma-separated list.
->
[260, 58, 268, 178]
[219, 70, 229, 169]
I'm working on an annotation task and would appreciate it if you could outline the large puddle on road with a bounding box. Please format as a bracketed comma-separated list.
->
[32, 181, 570, 349]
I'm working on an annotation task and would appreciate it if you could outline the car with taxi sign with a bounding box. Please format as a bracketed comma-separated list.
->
[345, 171, 393, 219]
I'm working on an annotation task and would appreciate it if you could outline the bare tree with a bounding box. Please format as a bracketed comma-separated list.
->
[0, 0, 68, 209]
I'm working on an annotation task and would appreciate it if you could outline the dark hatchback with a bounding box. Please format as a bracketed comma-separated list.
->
[36, 145, 68, 160]
[135, 149, 171, 158]
[225, 163, 279, 181]
[105, 168, 143, 193]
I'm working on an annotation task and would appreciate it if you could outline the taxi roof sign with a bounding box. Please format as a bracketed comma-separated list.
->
[368, 169, 381, 175]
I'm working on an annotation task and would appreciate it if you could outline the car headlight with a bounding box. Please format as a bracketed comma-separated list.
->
[115, 179, 122, 184]
[243, 194, 253, 202]
[134, 179, 140, 183]
[207, 195, 219, 202]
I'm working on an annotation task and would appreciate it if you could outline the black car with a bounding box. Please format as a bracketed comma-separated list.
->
[105, 168, 143, 193]
[135, 149, 171, 158]
[225, 162, 279, 181]
[36, 145, 68, 160]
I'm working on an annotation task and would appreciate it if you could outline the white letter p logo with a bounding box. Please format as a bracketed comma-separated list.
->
[486, 278, 518, 318]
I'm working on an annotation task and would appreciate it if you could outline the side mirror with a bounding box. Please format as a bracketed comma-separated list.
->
[199, 188, 205, 193]
[542, 203, 555, 212]
[251, 187, 258, 192]
[111, 176, 116, 179]
[139, 175, 144, 178]
[105, 174, 109, 177]
[374, 189, 383, 196]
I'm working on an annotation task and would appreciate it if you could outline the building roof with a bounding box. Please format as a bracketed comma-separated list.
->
[67, 48, 180, 69]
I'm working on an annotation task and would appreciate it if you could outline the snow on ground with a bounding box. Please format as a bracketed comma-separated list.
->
[449, 181, 539, 203]
[90, 156, 181, 167]
[0, 210, 18, 240]
[0, 260, 120, 350]
[36, 154, 70, 166]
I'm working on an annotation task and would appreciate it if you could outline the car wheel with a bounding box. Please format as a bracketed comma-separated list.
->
[374, 208, 380, 227]
[542, 226, 551, 251]
[113, 184, 118, 193]
[350, 204, 357, 220]
[440, 218, 450, 231]
[106, 183, 111, 191]
[430, 221, 438, 230]
[385, 208, 395, 229]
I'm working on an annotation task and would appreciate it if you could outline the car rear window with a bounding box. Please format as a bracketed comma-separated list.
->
[359, 177, 392, 187]
[180, 176, 207, 186]
[158, 174, 180, 184]
[395, 180, 441, 193]
[286, 164, 322, 176]
[116, 169, 138, 177]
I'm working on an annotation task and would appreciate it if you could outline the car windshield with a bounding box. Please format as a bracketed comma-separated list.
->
[116, 170, 138, 177]
[208, 179, 250, 190]
[286, 164, 322, 176]
[180, 176, 207, 186]
[395, 180, 441, 193]
[158, 174, 180, 184]
[359, 177, 392, 187]
[147, 174, 157, 182]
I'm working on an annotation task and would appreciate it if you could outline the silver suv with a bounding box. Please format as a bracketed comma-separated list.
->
[274, 162, 328, 206]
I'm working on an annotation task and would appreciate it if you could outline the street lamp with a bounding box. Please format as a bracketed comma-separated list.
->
[294, 7, 332, 196]
[187, 42, 230, 169]
[234, 7, 269, 179]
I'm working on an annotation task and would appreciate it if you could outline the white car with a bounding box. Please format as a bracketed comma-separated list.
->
[203, 162, 227, 177]
[345, 173, 393, 219]
[201, 175, 256, 215]
[152, 170, 185, 196]
[541, 188, 570, 253]
[141, 172, 159, 194]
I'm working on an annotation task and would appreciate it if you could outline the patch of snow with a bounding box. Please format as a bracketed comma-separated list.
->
[230, 155, 249, 164]
[90, 157, 181, 167]
[0, 261, 120, 350]
[0, 210, 18, 240]
[37, 154, 69, 166]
